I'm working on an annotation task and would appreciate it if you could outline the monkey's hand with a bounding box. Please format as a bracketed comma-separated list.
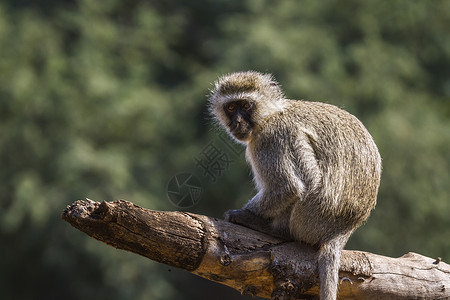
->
[225, 208, 263, 228]
[225, 209, 291, 240]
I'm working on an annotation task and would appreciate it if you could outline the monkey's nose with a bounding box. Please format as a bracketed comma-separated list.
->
[229, 121, 240, 132]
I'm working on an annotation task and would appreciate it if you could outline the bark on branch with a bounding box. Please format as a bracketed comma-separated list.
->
[62, 199, 450, 299]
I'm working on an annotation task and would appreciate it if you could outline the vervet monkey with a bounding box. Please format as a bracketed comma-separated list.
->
[208, 71, 381, 300]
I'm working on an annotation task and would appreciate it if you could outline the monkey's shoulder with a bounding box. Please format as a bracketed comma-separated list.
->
[283, 100, 371, 136]
[257, 100, 378, 157]
[285, 100, 356, 121]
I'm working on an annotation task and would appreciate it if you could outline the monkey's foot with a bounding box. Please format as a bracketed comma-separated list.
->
[225, 209, 292, 240]
[225, 209, 265, 230]
[225, 209, 278, 236]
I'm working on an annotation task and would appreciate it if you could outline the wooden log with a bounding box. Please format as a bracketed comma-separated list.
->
[62, 199, 450, 299]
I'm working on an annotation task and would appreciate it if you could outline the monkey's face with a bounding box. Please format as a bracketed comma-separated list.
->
[223, 100, 255, 142]
[209, 71, 286, 143]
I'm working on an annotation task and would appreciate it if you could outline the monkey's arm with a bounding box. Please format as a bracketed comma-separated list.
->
[247, 130, 319, 215]
[226, 131, 320, 239]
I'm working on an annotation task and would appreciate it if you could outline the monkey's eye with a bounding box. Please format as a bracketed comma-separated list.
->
[242, 102, 252, 110]
[226, 103, 236, 112]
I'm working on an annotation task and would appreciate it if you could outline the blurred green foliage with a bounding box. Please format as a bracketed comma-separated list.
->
[0, 0, 449, 299]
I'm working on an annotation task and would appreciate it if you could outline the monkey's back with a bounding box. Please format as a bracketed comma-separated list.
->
[279, 100, 381, 243]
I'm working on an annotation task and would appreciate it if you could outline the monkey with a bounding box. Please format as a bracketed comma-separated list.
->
[208, 71, 381, 300]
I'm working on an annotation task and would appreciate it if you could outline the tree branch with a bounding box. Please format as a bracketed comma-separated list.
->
[62, 199, 450, 299]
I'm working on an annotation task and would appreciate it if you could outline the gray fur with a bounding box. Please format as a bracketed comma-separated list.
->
[208, 71, 381, 300]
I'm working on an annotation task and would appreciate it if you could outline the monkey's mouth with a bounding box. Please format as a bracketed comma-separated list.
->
[232, 130, 252, 141]
[229, 122, 252, 141]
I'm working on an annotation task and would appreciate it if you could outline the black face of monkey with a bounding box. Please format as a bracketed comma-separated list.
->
[223, 100, 255, 141]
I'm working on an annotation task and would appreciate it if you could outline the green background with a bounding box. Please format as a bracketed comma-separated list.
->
[1, 1, 449, 299]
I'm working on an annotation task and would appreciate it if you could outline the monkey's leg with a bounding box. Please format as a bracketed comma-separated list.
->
[225, 209, 292, 240]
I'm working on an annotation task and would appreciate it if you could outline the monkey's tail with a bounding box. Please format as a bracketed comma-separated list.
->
[317, 236, 347, 300]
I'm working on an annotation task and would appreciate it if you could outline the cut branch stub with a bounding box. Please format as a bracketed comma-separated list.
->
[62, 199, 207, 270]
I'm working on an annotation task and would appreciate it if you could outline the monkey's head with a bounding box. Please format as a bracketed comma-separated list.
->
[208, 71, 286, 143]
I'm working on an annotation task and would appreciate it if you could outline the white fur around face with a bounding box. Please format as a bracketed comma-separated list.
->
[208, 71, 288, 143]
